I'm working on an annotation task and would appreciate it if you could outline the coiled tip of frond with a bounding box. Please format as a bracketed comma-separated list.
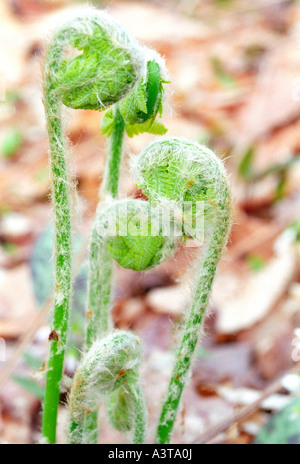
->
[134, 137, 231, 208]
[44, 7, 145, 111]
[68, 330, 143, 425]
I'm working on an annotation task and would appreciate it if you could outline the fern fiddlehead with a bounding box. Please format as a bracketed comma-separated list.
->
[68, 331, 147, 444]
[42, 8, 144, 443]
[133, 137, 233, 443]
[87, 198, 177, 344]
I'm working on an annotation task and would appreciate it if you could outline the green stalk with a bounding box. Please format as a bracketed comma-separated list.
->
[130, 383, 148, 445]
[86, 232, 114, 346]
[42, 33, 74, 445]
[155, 219, 229, 444]
[101, 106, 125, 199]
[42, 30, 72, 443]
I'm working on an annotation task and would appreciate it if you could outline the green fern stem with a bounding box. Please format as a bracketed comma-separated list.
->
[84, 210, 114, 443]
[42, 32, 74, 445]
[84, 199, 117, 442]
[86, 217, 114, 345]
[156, 215, 230, 443]
[129, 382, 148, 444]
[101, 106, 125, 199]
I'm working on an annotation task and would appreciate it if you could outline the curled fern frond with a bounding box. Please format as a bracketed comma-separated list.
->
[132, 137, 233, 443]
[49, 9, 144, 111]
[68, 330, 147, 444]
[134, 137, 230, 239]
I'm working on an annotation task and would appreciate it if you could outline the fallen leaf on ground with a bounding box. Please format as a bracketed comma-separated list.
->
[214, 247, 297, 334]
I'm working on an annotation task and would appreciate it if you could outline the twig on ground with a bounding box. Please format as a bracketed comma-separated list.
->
[195, 362, 300, 444]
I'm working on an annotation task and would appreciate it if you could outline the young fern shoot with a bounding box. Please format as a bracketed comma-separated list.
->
[133, 138, 233, 443]
[68, 331, 147, 445]
[42, 8, 143, 444]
